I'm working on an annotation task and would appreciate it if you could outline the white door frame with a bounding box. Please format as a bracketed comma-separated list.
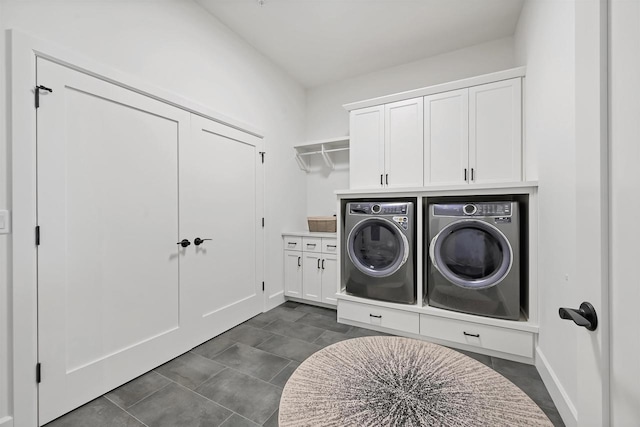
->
[8, 30, 265, 426]
[574, 0, 610, 425]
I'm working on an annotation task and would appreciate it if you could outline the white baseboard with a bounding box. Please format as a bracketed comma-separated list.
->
[536, 347, 577, 427]
[266, 290, 285, 311]
[0, 416, 14, 427]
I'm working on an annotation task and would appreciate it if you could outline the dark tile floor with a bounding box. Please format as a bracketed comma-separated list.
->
[46, 301, 565, 427]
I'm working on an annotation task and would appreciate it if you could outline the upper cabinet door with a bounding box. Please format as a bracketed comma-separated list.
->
[469, 78, 522, 184]
[349, 105, 385, 189]
[424, 89, 469, 186]
[384, 98, 424, 188]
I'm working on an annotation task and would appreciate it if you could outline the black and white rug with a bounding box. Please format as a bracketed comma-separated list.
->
[279, 336, 553, 426]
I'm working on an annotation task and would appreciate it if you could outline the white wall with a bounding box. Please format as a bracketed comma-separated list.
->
[514, 1, 577, 424]
[0, 0, 306, 421]
[303, 37, 517, 216]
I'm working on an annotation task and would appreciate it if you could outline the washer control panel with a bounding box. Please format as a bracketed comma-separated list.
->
[349, 202, 409, 215]
[433, 202, 514, 218]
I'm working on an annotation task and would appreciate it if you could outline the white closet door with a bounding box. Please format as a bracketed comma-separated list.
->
[36, 58, 190, 425]
[423, 89, 469, 185]
[469, 78, 522, 183]
[180, 115, 263, 348]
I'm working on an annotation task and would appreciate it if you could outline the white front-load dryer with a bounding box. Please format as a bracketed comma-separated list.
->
[426, 201, 521, 320]
[342, 201, 416, 304]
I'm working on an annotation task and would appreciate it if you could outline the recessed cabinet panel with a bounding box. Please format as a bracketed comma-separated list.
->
[469, 79, 522, 184]
[302, 253, 323, 302]
[321, 255, 338, 305]
[349, 106, 385, 189]
[385, 98, 424, 188]
[284, 250, 302, 298]
[424, 89, 469, 185]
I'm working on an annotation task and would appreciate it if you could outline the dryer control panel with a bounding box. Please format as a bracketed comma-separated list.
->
[433, 202, 514, 218]
[349, 202, 409, 215]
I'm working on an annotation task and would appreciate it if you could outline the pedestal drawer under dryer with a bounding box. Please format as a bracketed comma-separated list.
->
[420, 315, 534, 358]
[338, 300, 419, 334]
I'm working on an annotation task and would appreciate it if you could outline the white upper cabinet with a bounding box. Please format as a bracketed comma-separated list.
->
[350, 98, 423, 189]
[424, 89, 469, 185]
[469, 78, 522, 184]
[346, 69, 524, 190]
[424, 79, 522, 185]
[349, 105, 384, 189]
[384, 98, 424, 188]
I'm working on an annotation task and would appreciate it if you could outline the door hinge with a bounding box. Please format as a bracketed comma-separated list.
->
[35, 226, 40, 246]
[262, 281, 265, 292]
[36, 363, 41, 383]
[259, 152, 265, 163]
[261, 218, 265, 228]
[35, 85, 53, 109]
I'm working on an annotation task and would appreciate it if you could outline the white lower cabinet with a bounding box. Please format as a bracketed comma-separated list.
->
[338, 300, 420, 334]
[337, 299, 535, 360]
[283, 234, 337, 306]
[284, 250, 302, 298]
[419, 315, 534, 358]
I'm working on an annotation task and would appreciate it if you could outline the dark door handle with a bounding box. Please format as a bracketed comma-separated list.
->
[380, 174, 383, 186]
[559, 302, 598, 331]
[297, 256, 301, 267]
[321, 259, 325, 270]
[317, 259, 321, 269]
[385, 174, 389, 185]
[194, 237, 212, 246]
[177, 239, 191, 248]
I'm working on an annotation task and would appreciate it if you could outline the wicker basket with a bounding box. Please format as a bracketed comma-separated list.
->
[307, 216, 337, 233]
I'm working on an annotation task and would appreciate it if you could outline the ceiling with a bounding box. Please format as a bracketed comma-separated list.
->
[195, 0, 525, 88]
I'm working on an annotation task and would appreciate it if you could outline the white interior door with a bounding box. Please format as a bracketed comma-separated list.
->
[609, 0, 640, 423]
[36, 58, 190, 424]
[423, 89, 469, 185]
[180, 115, 263, 348]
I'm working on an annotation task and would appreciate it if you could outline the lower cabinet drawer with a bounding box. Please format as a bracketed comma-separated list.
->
[420, 315, 534, 358]
[338, 300, 419, 335]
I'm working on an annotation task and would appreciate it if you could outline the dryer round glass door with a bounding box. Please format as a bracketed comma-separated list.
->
[347, 217, 409, 278]
[429, 219, 512, 289]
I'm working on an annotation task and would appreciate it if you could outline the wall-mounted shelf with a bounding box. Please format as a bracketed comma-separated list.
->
[294, 136, 349, 172]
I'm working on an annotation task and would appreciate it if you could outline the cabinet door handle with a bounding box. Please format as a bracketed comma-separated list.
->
[471, 168, 475, 181]
[287, 242, 297, 246]
[369, 314, 382, 318]
[463, 332, 480, 338]
[327, 245, 337, 248]
[297, 256, 301, 267]
[321, 259, 325, 269]
[380, 174, 383, 186]
[317, 259, 321, 269]
[464, 168, 468, 181]
[385, 174, 389, 185]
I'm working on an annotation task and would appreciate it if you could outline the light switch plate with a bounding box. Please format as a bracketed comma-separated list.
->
[0, 210, 10, 234]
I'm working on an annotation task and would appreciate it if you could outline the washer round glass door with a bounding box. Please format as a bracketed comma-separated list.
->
[347, 217, 409, 278]
[429, 219, 512, 289]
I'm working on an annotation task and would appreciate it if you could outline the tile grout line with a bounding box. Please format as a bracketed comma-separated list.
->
[104, 391, 156, 427]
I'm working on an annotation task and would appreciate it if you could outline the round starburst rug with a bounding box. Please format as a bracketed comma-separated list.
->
[279, 336, 553, 426]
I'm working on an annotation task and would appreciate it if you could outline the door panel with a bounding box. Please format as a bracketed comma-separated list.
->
[469, 79, 522, 184]
[321, 255, 338, 305]
[302, 253, 322, 302]
[385, 98, 423, 188]
[284, 251, 303, 297]
[349, 106, 385, 189]
[424, 89, 469, 185]
[180, 115, 263, 347]
[37, 58, 189, 424]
